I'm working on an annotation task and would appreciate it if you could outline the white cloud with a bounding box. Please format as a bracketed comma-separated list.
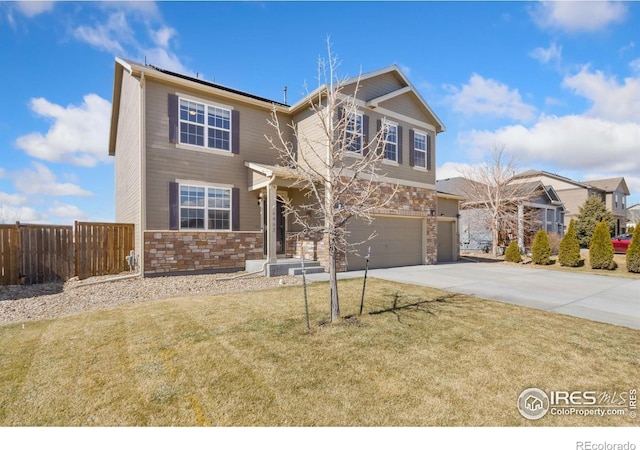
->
[13, 1, 54, 18]
[142, 46, 191, 74]
[0, 192, 27, 206]
[0, 204, 47, 224]
[70, 7, 192, 75]
[73, 11, 131, 54]
[436, 162, 477, 181]
[15, 94, 112, 167]
[0, 168, 5, 179]
[47, 201, 89, 221]
[150, 26, 176, 48]
[445, 73, 537, 122]
[562, 67, 640, 121]
[13, 162, 93, 197]
[531, 1, 628, 33]
[529, 42, 562, 65]
[459, 115, 640, 174]
[630, 59, 640, 74]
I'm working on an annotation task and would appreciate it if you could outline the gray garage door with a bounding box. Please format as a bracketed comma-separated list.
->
[346, 216, 423, 270]
[437, 221, 454, 263]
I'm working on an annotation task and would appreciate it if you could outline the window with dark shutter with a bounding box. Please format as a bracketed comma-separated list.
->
[231, 110, 240, 154]
[397, 125, 403, 164]
[169, 181, 179, 230]
[232, 187, 240, 230]
[409, 129, 415, 167]
[426, 134, 432, 170]
[362, 114, 370, 156]
[168, 94, 178, 144]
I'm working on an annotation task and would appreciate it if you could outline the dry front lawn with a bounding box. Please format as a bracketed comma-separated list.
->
[0, 278, 637, 426]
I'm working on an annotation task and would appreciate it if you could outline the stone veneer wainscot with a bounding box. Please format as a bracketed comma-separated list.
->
[144, 231, 263, 275]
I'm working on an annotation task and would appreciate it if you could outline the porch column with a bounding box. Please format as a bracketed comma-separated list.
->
[266, 183, 278, 263]
[518, 205, 524, 253]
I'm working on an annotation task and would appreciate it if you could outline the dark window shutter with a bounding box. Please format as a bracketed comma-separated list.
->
[169, 181, 179, 230]
[362, 114, 370, 155]
[376, 119, 383, 156]
[231, 110, 240, 154]
[427, 134, 432, 170]
[409, 129, 415, 167]
[397, 125, 403, 164]
[232, 187, 240, 231]
[168, 94, 178, 144]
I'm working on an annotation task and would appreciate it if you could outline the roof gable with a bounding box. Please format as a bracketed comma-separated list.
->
[584, 177, 630, 195]
[290, 65, 445, 133]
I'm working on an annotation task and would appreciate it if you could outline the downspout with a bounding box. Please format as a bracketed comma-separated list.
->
[139, 71, 147, 275]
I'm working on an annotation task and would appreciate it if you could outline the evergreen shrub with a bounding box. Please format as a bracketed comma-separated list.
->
[504, 241, 521, 263]
[626, 225, 640, 273]
[558, 219, 581, 267]
[589, 220, 616, 270]
[531, 230, 551, 265]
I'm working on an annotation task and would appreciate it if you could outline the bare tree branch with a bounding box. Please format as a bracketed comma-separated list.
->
[265, 40, 398, 322]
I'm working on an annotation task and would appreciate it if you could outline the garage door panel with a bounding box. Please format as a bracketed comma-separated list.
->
[347, 216, 423, 270]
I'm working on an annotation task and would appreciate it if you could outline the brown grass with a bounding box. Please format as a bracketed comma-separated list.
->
[0, 278, 637, 426]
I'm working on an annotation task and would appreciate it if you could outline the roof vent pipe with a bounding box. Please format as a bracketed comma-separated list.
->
[283, 86, 287, 104]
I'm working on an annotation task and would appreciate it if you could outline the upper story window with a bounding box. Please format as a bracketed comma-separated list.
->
[346, 112, 363, 154]
[615, 193, 619, 208]
[180, 184, 231, 230]
[413, 131, 428, 169]
[383, 124, 398, 162]
[179, 98, 231, 152]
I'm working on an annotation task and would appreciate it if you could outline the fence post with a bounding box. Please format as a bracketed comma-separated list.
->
[74, 220, 79, 278]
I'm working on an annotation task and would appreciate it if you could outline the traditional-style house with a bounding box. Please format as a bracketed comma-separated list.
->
[109, 58, 450, 276]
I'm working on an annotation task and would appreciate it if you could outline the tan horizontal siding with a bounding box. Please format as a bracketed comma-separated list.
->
[144, 79, 288, 232]
[114, 73, 142, 257]
[343, 72, 404, 101]
[437, 198, 459, 218]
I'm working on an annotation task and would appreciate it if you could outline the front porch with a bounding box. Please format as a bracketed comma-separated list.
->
[246, 258, 325, 277]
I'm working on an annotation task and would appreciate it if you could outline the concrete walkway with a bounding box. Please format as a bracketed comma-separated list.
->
[303, 261, 640, 330]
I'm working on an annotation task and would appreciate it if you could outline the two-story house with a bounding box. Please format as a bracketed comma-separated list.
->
[511, 170, 630, 235]
[108, 58, 447, 276]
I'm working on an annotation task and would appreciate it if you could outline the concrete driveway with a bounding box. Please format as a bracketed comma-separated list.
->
[303, 261, 640, 330]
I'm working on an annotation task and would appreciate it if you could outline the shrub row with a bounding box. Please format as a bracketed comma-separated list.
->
[503, 220, 639, 273]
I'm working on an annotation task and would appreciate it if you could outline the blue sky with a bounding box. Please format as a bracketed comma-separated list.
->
[1, 1, 639, 225]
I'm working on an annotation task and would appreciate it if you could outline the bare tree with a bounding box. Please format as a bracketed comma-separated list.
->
[457, 147, 533, 257]
[266, 41, 397, 322]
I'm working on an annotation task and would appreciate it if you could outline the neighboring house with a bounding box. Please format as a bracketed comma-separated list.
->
[511, 170, 630, 235]
[108, 58, 448, 276]
[627, 204, 640, 229]
[436, 177, 565, 253]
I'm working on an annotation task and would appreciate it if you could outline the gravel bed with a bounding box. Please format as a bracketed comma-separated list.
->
[0, 272, 301, 326]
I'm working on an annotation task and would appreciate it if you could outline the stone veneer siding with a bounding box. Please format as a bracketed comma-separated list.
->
[143, 231, 263, 275]
[284, 181, 437, 270]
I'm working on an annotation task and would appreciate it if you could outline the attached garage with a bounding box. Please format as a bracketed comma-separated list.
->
[346, 216, 424, 270]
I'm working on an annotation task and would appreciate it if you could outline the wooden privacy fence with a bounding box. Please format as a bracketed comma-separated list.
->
[75, 222, 134, 281]
[0, 221, 134, 286]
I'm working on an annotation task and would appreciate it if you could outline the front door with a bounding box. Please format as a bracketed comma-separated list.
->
[263, 198, 286, 255]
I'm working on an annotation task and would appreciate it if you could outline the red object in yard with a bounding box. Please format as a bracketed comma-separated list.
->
[611, 233, 633, 253]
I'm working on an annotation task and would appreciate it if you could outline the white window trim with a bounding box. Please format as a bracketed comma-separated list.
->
[383, 122, 398, 163]
[177, 95, 233, 152]
[179, 183, 233, 231]
[413, 130, 428, 169]
[346, 111, 364, 154]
